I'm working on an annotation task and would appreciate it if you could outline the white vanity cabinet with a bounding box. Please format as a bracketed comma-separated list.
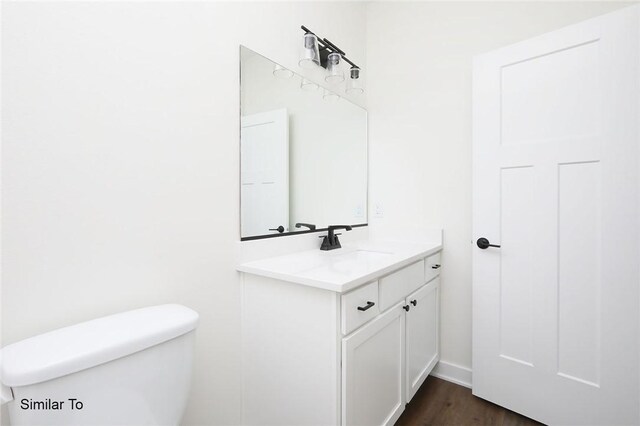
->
[341, 279, 440, 425]
[239, 244, 442, 426]
[405, 277, 440, 402]
[342, 301, 406, 426]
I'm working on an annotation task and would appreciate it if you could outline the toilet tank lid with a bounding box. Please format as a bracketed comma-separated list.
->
[0, 304, 198, 387]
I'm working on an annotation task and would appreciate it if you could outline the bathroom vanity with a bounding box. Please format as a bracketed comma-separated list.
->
[238, 240, 442, 426]
[238, 45, 441, 425]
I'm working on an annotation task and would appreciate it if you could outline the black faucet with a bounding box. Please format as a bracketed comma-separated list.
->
[295, 222, 316, 231]
[320, 225, 353, 251]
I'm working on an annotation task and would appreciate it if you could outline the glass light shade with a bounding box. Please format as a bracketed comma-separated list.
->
[325, 52, 345, 84]
[273, 64, 293, 78]
[300, 78, 319, 91]
[323, 88, 340, 102]
[299, 33, 320, 69]
[345, 67, 364, 94]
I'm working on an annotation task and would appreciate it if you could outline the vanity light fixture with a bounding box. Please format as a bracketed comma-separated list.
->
[273, 64, 293, 78]
[299, 33, 321, 69]
[300, 78, 319, 91]
[322, 88, 340, 102]
[299, 25, 364, 93]
[345, 67, 364, 94]
[325, 52, 344, 84]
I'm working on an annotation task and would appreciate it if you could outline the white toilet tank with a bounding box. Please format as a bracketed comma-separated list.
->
[0, 304, 199, 426]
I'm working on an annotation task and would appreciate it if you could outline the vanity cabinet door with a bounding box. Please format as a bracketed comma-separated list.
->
[405, 277, 440, 402]
[342, 302, 405, 426]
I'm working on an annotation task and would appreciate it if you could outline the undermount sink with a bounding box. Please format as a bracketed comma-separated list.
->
[355, 249, 393, 255]
[316, 248, 394, 274]
[333, 249, 393, 261]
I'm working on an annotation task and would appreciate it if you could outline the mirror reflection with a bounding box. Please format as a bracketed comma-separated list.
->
[240, 46, 368, 240]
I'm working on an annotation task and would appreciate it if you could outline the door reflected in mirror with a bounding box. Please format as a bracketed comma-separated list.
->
[240, 46, 367, 240]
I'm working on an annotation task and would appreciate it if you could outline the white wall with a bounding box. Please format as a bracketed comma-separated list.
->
[1, 2, 366, 425]
[366, 1, 634, 374]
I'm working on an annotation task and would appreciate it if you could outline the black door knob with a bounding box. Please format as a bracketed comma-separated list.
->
[269, 226, 285, 233]
[477, 237, 500, 249]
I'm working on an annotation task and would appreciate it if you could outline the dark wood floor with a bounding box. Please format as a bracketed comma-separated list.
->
[396, 377, 543, 426]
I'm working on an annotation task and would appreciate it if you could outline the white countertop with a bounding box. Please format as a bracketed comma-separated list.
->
[237, 240, 442, 293]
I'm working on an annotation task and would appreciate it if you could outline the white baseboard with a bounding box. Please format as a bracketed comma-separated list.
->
[430, 360, 472, 389]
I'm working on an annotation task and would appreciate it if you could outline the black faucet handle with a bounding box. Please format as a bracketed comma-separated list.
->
[295, 222, 317, 230]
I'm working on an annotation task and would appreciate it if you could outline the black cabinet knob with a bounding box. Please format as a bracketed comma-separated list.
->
[269, 226, 285, 233]
[410, 300, 417, 306]
[403, 305, 410, 312]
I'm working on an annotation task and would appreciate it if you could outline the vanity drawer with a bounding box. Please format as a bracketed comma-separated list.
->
[379, 260, 425, 312]
[425, 251, 442, 283]
[342, 281, 380, 335]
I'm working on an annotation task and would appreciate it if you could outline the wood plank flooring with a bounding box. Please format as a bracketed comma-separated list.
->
[396, 377, 544, 426]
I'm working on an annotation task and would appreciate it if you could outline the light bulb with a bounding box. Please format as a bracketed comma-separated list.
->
[325, 52, 345, 84]
[345, 67, 364, 94]
[300, 78, 319, 91]
[273, 64, 293, 79]
[323, 88, 340, 101]
[299, 33, 320, 69]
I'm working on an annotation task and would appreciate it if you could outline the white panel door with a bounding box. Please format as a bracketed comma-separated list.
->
[405, 278, 440, 402]
[472, 6, 639, 425]
[241, 109, 289, 237]
[342, 302, 405, 426]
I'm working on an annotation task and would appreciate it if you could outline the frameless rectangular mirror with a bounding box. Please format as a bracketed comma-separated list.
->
[240, 46, 367, 240]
